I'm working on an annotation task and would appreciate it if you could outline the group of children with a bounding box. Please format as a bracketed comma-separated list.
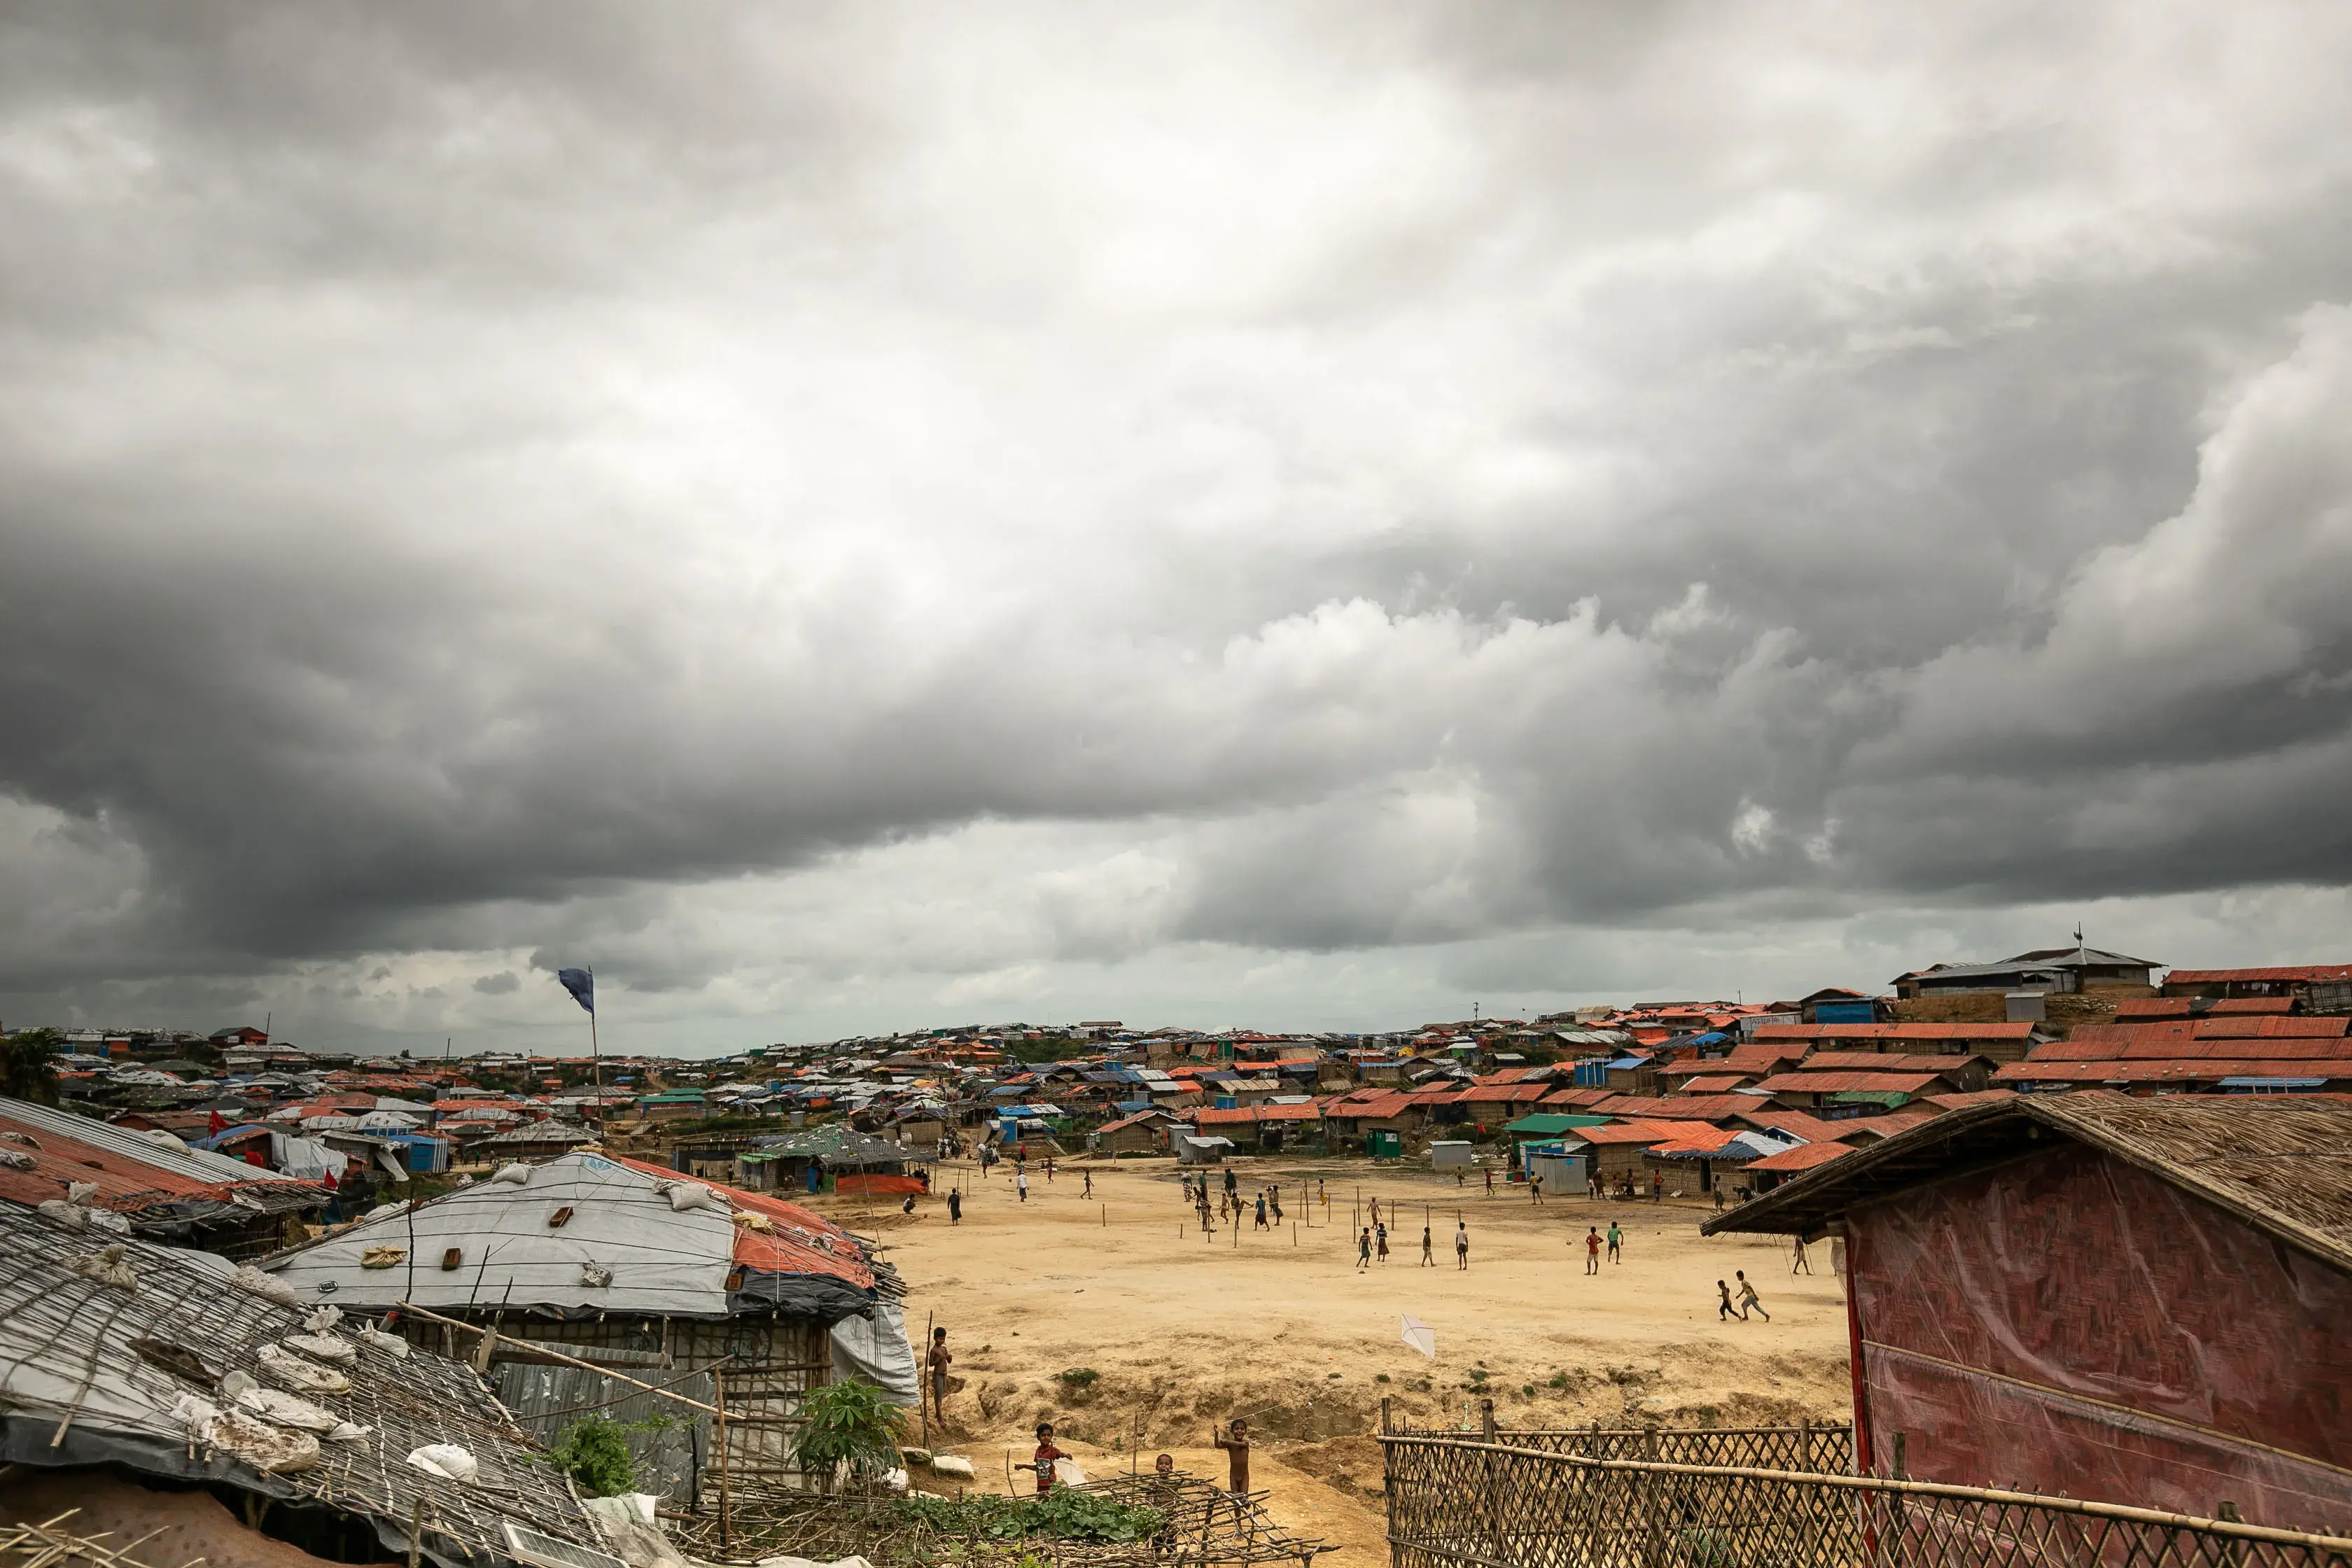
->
[1181, 1168, 1284, 1231]
[1355, 1212, 1471, 1270]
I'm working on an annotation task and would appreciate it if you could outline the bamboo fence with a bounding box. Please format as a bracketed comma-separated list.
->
[671, 1469, 1326, 1568]
[1380, 1431, 2352, 1568]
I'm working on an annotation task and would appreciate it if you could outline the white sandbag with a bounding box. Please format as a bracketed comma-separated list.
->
[232, 1264, 302, 1306]
[234, 1385, 340, 1432]
[65, 1245, 139, 1291]
[196, 1404, 321, 1474]
[36, 1198, 90, 1231]
[0, 1148, 31, 1170]
[882, 1468, 909, 1494]
[66, 1180, 99, 1204]
[491, 1163, 532, 1185]
[284, 1332, 357, 1365]
[930, 1455, 976, 1478]
[258, 1341, 350, 1394]
[355, 1324, 412, 1359]
[655, 1181, 726, 1214]
[407, 1443, 479, 1483]
[302, 1305, 344, 1334]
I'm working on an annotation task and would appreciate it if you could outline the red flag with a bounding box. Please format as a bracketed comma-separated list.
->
[208, 1111, 226, 1135]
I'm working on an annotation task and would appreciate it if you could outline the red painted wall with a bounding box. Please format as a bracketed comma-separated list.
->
[1849, 1141, 2352, 1532]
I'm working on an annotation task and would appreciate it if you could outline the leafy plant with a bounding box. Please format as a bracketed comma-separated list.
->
[792, 1377, 906, 1492]
[892, 1490, 1167, 1544]
[1058, 1367, 1100, 1390]
[1546, 1372, 1569, 1390]
[543, 1415, 636, 1497]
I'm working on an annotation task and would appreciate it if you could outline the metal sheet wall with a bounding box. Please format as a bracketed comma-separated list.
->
[1851, 1142, 2352, 1532]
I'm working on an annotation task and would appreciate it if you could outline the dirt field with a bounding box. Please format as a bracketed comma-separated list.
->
[803, 1154, 1852, 1568]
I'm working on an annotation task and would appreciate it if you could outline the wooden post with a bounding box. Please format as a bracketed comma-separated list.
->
[1381, 1396, 1393, 1434]
[715, 1362, 731, 1552]
[407, 1498, 424, 1568]
[1799, 1416, 1813, 1471]
[1643, 1427, 1662, 1568]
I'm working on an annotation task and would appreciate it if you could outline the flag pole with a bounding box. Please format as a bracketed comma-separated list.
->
[590, 966, 601, 1092]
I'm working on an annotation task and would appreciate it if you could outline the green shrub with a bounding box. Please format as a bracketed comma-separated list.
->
[792, 1378, 907, 1492]
[1058, 1367, 1100, 1390]
[543, 1415, 636, 1497]
[892, 1490, 1166, 1544]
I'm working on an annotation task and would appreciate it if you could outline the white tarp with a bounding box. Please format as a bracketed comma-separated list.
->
[270, 1134, 348, 1182]
[267, 1151, 736, 1316]
[828, 1297, 920, 1406]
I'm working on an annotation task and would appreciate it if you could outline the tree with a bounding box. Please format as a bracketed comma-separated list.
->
[1, 1029, 62, 1105]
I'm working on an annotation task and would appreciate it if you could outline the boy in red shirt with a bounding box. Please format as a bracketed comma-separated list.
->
[1032, 1422, 1066, 1493]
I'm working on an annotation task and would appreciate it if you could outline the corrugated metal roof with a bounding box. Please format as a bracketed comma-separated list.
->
[1752, 1070, 1944, 1093]
[1746, 1140, 1856, 1173]
[1753, 1022, 2035, 1041]
[2164, 965, 2352, 985]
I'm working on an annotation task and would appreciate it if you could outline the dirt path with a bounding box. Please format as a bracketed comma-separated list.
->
[805, 1155, 1849, 1567]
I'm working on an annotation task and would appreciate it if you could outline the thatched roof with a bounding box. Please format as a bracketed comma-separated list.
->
[1703, 1090, 2352, 1273]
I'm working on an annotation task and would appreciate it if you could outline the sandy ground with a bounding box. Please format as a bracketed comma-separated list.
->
[802, 1156, 1852, 1568]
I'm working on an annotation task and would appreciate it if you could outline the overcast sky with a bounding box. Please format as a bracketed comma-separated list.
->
[6, 3, 2352, 1055]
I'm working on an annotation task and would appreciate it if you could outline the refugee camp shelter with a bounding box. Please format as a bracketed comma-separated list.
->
[0, 1201, 610, 1568]
[266, 1149, 915, 1494]
[1704, 1092, 2352, 1533]
[0, 1094, 326, 1258]
[1089, 1107, 1177, 1155]
[734, 1122, 920, 1192]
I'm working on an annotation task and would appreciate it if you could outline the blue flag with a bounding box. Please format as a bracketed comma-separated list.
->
[556, 967, 594, 1016]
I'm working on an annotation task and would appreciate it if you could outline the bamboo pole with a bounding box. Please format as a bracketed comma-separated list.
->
[716, 1362, 732, 1553]
[391, 1301, 720, 1415]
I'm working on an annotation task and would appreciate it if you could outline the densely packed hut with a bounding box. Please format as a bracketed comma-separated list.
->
[0, 1201, 608, 1568]
[0, 1094, 326, 1259]
[1705, 1091, 2352, 1532]
[265, 1148, 916, 1497]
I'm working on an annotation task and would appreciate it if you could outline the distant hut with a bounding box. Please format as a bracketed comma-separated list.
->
[1706, 1092, 2352, 1532]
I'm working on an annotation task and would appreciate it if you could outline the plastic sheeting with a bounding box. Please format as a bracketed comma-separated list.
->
[1850, 1141, 2352, 1532]
[270, 1151, 740, 1317]
[268, 1133, 347, 1182]
[828, 1298, 920, 1406]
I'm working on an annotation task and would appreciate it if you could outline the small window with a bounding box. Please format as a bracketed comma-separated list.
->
[440, 1247, 463, 1270]
[548, 1207, 575, 1228]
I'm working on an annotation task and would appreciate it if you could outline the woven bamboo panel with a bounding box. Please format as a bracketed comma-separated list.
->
[1380, 1432, 2352, 1568]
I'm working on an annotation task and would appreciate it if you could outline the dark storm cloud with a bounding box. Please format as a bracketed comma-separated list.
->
[5, 1, 2352, 1034]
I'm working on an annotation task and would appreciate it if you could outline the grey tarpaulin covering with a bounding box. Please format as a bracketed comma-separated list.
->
[829, 1297, 920, 1405]
[272, 1150, 754, 1316]
[269, 1149, 883, 1325]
